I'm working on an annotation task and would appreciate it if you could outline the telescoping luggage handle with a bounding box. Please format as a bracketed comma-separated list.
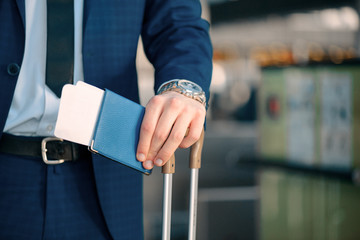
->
[161, 130, 204, 240]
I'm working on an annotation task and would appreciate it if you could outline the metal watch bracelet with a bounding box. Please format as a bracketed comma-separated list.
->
[157, 80, 206, 107]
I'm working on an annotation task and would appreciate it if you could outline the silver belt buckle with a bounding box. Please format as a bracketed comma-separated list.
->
[41, 137, 65, 165]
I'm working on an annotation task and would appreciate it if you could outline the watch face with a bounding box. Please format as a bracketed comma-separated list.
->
[179, 80, 202, 92]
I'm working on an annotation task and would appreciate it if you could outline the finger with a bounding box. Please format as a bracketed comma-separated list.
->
[179, 112, 205, 148]
[153, 113, 192, 167]
[145, 98, 183, 161]
[136, 96, 163, 163]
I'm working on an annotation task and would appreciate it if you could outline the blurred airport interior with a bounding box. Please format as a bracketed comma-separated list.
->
[137, 0, 360, 239]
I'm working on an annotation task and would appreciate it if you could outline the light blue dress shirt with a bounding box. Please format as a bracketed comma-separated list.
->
[4, 0, 84, 136]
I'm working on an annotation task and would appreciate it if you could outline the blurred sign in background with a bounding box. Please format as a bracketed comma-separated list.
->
[137, 0, 360, 239]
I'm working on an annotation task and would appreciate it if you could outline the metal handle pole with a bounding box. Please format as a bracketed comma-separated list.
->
[162, 173, 173, 240]
[188, 130, 204, 240]
[188, 168, 199, 240]
[162, 154, 175, 240]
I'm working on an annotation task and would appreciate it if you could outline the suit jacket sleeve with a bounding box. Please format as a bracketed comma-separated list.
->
[141, 0, 213, 101]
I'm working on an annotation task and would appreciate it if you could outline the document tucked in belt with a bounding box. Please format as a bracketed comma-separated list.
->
[54, 81, 151, 175]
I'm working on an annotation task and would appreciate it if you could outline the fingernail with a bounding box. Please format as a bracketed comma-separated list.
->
[137, 153, 145, 162]
[144, 160, 154, 169]
[155, 159, 163, 167]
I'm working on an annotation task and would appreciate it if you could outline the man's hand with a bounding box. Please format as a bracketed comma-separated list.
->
[136, 91, 206, 170]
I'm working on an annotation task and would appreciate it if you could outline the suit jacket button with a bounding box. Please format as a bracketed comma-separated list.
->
[7, 63, 20, 76]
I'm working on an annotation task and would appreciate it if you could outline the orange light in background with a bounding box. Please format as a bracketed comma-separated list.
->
[308, 43, 325, 62]
[329, 45, 345, 64]
[249, 44, 295, 67]
[213, 48, 239, 61]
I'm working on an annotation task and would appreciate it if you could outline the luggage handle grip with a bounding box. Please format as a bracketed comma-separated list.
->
[189, 129, 204, 169]
[162, 154, 175, 174]
[161, 129, 204, 174]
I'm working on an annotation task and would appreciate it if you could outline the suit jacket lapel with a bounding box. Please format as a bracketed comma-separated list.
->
[15, 0, 25, 28]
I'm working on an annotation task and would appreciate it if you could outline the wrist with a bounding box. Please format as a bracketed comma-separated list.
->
[157, 79, 206, 107]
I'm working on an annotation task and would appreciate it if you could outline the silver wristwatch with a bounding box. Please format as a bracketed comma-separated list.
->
[157, 80, 206, 107]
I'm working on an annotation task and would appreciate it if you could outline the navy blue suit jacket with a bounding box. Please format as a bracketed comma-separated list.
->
[0, 0, 212, 239]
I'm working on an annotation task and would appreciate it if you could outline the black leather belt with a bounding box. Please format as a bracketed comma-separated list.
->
[0, 134, 90, 164]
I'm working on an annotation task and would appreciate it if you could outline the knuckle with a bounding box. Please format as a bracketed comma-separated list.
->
[187, 132, 199, 143]
[172, 131, 184, 143]
[195, 107, 206, 118]
[188, 127, 202, 140]
[147, 148, 159, 158]
[137, 143, 147, 152]
[148, 95, 163, 106]
[154, 131, 168, 142]
[169, 97, 182, 109]
[159, 149, 173, 160]
[182, 106, 191, 115]
[141, 122, 153, 133]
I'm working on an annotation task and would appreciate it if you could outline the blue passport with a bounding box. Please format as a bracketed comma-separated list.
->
[90, 89, 152, 175]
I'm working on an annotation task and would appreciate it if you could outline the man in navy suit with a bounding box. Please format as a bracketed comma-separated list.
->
[0, 0, 212, 239]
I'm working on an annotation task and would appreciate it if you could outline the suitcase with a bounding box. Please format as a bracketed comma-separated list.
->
[161, 130, 205, 240]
